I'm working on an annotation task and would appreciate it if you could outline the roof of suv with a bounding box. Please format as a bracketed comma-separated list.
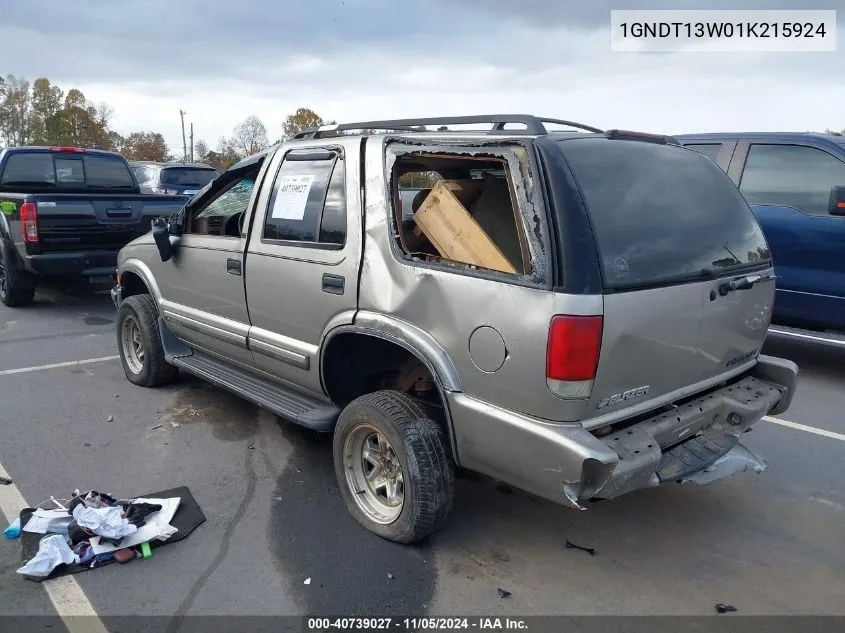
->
[289, 114, 687, 149]
[675, 131, 845, 146]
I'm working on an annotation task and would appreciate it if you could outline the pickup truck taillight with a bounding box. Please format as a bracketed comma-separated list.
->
[546, 315, 603, 399]
[20, 202, 39, 243]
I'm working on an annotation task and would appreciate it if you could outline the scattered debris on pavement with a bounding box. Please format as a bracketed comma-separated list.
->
[14, 486, 205, 582]
[151, 424, 163, 430]
[565, 539, 597, 556]
[0, 476, 13, 485]
[106, 415, 114, 423]
[715, 603, 738, 614]
[304, 577, 312, 585]
[497, 588, 512, 599]
[387, 572, 394, 579]
[170, 421, 180, 429]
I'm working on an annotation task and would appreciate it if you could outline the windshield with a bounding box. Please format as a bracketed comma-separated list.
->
[557, 137, 771, 291]
[0, 151, 135, 189]
[160, 167, 218, 187]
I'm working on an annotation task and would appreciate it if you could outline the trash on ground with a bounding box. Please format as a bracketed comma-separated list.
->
[0, 476, 13, 485]
[565, 539, 597, 556]
[14, 486, 205, 582]
[17, 534, 76, 578]
[4, 518, 22, 540]
[715, 603, 738, 614]
[106, 415, 114, 423]
[497, 588, 512, 599]
[151, 424, 163, 430]
[23, 509, 73, 535]
[304, 577, 312, 585]
[170, 421, 180, 429]
[387, 572, 394, 579]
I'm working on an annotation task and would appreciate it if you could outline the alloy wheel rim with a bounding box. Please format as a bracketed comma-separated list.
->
[121, 316, 145, 374]
[343, 423, 405, 524]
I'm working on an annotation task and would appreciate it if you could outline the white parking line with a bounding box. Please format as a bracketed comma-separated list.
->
[763, 416, 845, 442]
[0, 356, 119, 377]
[0, 462, 107, 633]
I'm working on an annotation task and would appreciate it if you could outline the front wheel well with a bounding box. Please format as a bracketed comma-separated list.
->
[120, 271, 150, 300]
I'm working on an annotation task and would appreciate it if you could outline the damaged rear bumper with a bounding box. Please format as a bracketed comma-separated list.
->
[449, 356, 797, 509]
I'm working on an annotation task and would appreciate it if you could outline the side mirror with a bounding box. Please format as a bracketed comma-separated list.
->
[151, 217, 177, 262]
[829, 185, 845, 216]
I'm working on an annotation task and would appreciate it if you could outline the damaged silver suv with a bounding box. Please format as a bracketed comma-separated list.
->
[112, 115, 799, 543]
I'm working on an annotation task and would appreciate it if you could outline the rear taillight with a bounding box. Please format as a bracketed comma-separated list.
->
[20, 202, 39, 243]
[546, 315, 603, 399]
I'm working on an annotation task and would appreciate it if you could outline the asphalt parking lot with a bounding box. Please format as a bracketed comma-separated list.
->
[1, 285, 844, 626]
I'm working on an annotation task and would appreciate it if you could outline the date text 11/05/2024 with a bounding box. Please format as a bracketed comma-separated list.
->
[307, 617, 529, 631]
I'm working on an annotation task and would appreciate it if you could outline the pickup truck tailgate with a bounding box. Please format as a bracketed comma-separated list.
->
[35, 195, 182, 251]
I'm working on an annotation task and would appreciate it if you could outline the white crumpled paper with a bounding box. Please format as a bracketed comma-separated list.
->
[17, 534, 78, 578]
[72, 504, 137, 540]
[89, 497, 181, 555]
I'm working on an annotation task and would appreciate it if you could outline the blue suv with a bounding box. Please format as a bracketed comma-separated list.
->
[675, 132, 845, 337]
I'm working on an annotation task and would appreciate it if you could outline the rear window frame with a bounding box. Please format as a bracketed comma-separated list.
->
[0, 150, 136, 191]
[552, 136, 772, 294]
[159, 166, 220, 187]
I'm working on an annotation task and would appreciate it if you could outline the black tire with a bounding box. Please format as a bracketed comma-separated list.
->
[333, 390, 455, 543]
[116, 294, 178, 387]
[0, 244, 35, 307]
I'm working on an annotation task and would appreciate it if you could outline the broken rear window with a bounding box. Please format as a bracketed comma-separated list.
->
[391, 152, 529, 275]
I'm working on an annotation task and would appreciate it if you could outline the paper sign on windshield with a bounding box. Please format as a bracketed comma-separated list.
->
[271, 174, 315, 220]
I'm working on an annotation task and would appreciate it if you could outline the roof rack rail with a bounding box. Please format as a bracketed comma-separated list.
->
[291, 115, 603, 140]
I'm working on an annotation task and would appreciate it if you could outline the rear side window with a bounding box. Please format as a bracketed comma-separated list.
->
[161, 167, 219, 187]
[262, 151, 347, 247]
[0, 151, 135, 189]
[558, 138, 771, 291]
[739, 144, 845, 216]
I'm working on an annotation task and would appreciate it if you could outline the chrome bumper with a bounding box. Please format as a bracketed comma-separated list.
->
[449, 356, 798, 510]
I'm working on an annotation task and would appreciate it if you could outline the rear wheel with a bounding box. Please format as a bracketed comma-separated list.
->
[116, 294, 178, 387]
[333, 390, 455, 543]
[0, 245, 35, 307]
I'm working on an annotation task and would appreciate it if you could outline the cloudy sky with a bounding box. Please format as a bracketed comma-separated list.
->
[1, 0, 843, 154]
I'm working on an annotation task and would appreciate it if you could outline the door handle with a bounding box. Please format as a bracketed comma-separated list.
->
[322, 273, 345, 295]
[226, 258, 242, 276]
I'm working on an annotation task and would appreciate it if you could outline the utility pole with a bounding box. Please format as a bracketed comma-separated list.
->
[190, 122, 194, 163]
[179, 109, 187, 163]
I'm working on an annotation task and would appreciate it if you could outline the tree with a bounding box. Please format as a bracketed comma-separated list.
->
[230, 115, 268, 156]
[282, 107, 330, 138]
[122, 131, 168, 162]
[30, 78, 63, 144]
[193, 139, 210, 164]
[0, 74, 33, 147]
[204, 137, 241, 172]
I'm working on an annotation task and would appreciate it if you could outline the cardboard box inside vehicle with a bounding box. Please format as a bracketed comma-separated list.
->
[412, 180, 517, 274]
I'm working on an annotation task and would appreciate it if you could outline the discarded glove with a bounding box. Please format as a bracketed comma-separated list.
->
[122, 502, 163, 527]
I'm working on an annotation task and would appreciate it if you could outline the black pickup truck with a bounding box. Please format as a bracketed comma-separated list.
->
[0, 146, 186, 306]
